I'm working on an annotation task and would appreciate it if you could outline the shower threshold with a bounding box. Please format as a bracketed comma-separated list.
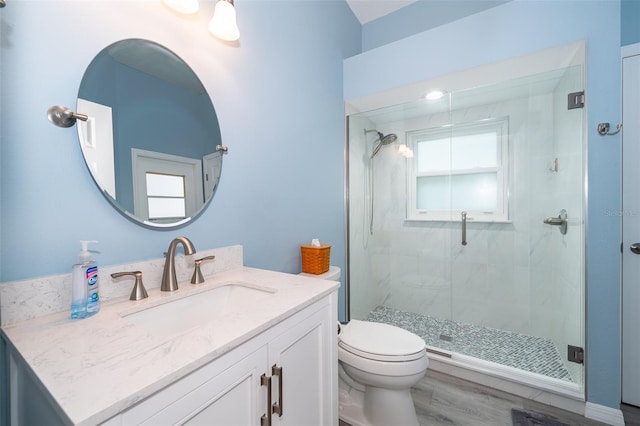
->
[366, 306, 574, 383]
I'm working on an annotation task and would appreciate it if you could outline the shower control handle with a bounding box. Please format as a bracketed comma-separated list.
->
[630, 243, 640, 255]
[543, 209, 568, 235]
[544, 218, 565, 225]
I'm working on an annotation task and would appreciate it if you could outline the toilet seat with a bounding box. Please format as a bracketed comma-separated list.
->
[339, 320, 426, 362]
[339, 341, 424, 362]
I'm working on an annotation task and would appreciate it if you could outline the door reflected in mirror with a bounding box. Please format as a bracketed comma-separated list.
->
[77, 38, 223, 228]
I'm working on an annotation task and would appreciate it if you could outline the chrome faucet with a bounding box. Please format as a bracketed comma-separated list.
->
[161, 236, 196, 292]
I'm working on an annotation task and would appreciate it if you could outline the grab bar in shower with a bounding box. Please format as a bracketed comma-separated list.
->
[461, 211, 468, 246]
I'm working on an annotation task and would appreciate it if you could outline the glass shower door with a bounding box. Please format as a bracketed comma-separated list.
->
[442, 66, 585, 388]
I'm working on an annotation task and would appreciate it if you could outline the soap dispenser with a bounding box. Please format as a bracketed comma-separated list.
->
[70, 240, 100, 319]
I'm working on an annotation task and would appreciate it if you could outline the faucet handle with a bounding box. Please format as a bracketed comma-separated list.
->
[111, 271, 148, 301]
[191, 256, 216, 284]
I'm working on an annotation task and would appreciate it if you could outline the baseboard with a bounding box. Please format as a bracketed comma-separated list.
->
[585, 402, 625, 426]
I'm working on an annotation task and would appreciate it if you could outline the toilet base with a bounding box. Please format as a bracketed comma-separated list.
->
[339, 374, 420, 426]
[339, 382, 367, 426]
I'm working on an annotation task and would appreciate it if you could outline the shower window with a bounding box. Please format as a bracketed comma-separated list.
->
[406, 118, 509, 222]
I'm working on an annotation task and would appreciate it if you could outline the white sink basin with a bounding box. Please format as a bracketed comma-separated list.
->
[122, 282, 277, 336]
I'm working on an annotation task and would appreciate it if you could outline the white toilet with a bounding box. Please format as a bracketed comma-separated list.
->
[300, 267, 429, 426]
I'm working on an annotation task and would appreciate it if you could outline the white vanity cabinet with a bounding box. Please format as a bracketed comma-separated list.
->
[103, 293, 338, 426]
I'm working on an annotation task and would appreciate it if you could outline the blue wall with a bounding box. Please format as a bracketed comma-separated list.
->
[622, 0, 640, 46]
[364, 0, 638, 52]
[0, 1, 361, 322]
[361, 0, 510, 51]
[345, 0, 623, 410]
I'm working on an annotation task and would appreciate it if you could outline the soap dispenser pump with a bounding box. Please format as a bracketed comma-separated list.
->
[70, 240, 100, 319]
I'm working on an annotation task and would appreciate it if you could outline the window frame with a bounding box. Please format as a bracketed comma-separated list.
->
[131, 148, 203, 225]
[145, 172, 188, 222]
[406, 117, 510, 222]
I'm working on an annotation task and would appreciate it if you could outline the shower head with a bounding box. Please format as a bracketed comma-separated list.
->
[379, 132, 398, 145]
[365, 129, 398, 158]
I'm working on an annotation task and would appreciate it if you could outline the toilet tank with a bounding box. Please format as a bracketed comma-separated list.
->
[299, 266, 341, 282]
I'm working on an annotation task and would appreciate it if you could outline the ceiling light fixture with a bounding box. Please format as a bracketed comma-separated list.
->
[208, 0, 240, 41]
[163, 0, 199, 14]
[425, 90, 445, 101]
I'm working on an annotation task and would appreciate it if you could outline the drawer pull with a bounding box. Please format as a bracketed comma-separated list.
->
[261, 374, 272, 426]
[272, 365, 283, 416]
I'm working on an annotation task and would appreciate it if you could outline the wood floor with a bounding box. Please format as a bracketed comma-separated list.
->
[623, 403, 640, 426]
[412, 370, 606, 426]
[341, 369, 629, 425]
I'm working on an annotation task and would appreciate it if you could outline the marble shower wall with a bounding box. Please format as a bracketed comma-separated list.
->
[348, 68, 584, 377]
[348, 115, 391, 320]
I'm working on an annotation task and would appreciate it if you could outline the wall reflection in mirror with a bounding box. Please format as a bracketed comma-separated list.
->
[77, 38, 223, 228]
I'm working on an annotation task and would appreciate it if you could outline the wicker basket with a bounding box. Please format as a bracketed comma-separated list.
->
[300, 244, 331, 274]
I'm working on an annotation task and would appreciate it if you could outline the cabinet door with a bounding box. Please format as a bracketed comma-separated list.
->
[268, 306, 336, 426]
[138, 347, 268, 426]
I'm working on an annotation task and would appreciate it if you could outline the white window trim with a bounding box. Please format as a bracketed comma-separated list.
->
[406, 117, 510, 222]
[145, 172, 187, 221]
[131, 148, 203, 223]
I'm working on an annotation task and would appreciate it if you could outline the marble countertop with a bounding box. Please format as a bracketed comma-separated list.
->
[1, 267, 339, 425]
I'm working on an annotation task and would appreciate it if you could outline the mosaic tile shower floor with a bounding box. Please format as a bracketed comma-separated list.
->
[366, 306, 573, 382]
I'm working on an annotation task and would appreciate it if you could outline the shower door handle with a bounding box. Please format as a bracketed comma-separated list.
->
[630, 243, 640, 254]
[461, 211, 468, 246]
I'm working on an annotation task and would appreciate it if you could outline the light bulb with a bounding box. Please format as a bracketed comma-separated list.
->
[209, 0, 240, 41]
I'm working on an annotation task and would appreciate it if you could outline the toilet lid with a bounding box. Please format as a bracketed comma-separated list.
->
[339, 320, 426, 362]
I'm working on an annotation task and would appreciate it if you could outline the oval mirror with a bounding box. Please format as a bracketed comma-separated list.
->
[77, 38, 223, 228]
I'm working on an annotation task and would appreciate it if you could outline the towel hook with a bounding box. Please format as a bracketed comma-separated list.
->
[597, 122, 622, 136]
